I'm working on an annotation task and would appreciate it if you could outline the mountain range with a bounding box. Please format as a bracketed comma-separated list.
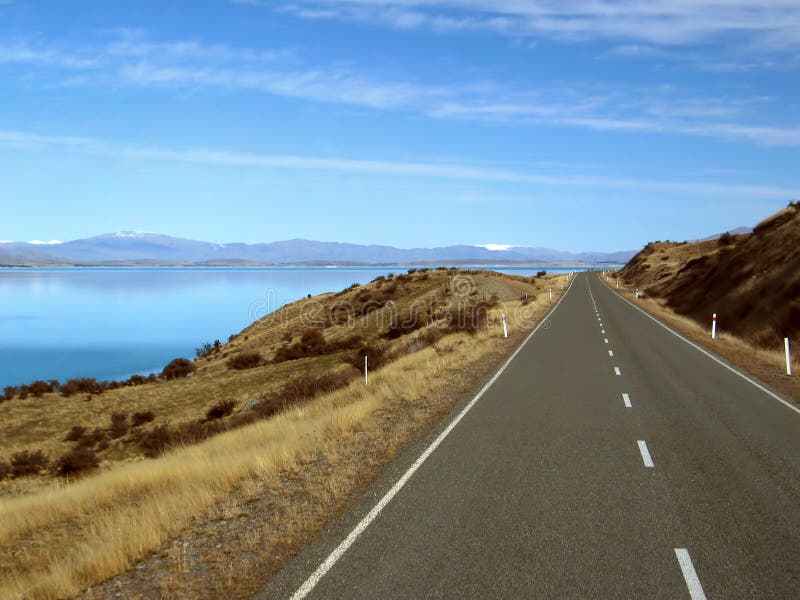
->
[0, 232, 636, 266]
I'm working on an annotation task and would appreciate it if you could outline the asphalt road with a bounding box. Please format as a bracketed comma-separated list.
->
[260, 271, 800, 599]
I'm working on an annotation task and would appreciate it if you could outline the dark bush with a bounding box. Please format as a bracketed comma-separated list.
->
[273, 329, 330, 363]
[10, 450, 49, 477]
[131, 410, 156, 427]
[64, 425, 87, 442]
[109, 412, 129, 439]
[206, 399, 236, 420]
[137, 424, 173, 458]
[77, 427, 110, 450]
[61, 377, 102, 397]
[27, 380, 55, 397]
[54, 447, 100, 477]
[161, 358, 196, 380]
[0, 460, 10, 480]
[2, 386, 18, 401]
[536, 270, 547, 278]
[344, 340, 392, 372]
[227, 351, 262, 370]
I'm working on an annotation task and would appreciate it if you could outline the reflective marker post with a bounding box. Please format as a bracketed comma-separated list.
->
[712, 313, 717, 339]
[786, 338, 792, 376]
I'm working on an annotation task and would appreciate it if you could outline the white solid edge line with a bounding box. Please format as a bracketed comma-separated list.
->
[614, 367, 621, 376]
[637, 440, 654, 467]
[605, 276, 800, 417]
[289, 274, 578, 600]
[675, 549, 708, 600]
[604, 339, 609, 344]
[608, 350, 614, 357]
[623, 393, 632, 408]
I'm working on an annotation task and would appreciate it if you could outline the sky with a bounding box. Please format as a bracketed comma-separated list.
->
[1, 1, 799, 252]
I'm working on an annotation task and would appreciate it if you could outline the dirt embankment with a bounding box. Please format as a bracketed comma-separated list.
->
[620, 203, 800, 344]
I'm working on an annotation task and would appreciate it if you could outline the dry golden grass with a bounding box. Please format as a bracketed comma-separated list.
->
[0, 272, 568, 599]
[605, 275, 799, 403]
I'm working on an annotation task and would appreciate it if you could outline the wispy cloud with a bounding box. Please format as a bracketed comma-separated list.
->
[268, 1, 800, 49]
[0, 128, 796, 200]
[3, 30, 799, 146]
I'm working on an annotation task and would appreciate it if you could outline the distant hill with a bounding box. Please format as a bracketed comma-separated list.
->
[620, 204, 800, 342]
[0, 232, 635, 266]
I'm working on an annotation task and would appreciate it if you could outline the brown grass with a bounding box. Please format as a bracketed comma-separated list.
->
[0, 271, 569, 599]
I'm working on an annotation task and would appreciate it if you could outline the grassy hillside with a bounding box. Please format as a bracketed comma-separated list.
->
[619, 203, 800, 344]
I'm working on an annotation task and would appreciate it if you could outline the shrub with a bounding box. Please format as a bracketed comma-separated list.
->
[27, 380, 55, 397]
[64, 425, 86, 442]
[2, 386, 18, 401]
[0, 460, 10, 480]
[273, 329, 329, 363]
[227, 351, 262, 370]
[54, 447, 100, 477]
[10, 450, 49, 477]
[137, 424, 174, 458]
[344, 340, 392, 372]
[131, 410, 155, 427]
[161, 358, 196, 380]
[109, 412, 129, 439]
[536, 270, 547, 278]
[206, 399, 236, 420]
[61, 377, 102, 397]
[195, 342, 215, 359]
[77, 428, 110, 450]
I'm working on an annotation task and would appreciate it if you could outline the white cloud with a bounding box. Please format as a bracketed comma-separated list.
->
[28, 239, 63, 245]
[2, 31, 799, 147]
[270, 1, 800, 49]
[0, 128, 796, 200]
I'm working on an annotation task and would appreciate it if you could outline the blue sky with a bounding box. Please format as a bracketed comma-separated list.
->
[1, 0, 799, 252]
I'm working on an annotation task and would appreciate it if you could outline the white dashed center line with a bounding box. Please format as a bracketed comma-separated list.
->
[604, 339, 609, 344]
[622, 393, 632, 408]
[675, 549, 707, 600]
[614, 367, 621, 376]
[608, 350, 614, 357]
[637, 440, 654, 467]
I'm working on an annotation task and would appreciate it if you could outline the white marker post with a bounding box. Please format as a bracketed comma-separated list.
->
[549, 288, 553, 301]
[616, 280, 619, 289]
[364, 355, 369, 385]
[711, 313, 717, 340]
[501, 313, 508, 338]
[786, 338, 792, 376]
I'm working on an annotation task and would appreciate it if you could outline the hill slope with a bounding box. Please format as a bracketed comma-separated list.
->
[620, 203, 800, 343]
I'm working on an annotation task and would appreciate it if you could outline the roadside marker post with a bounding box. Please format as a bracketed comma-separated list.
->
[501, 313, 508, 338]
[786, 338, 792, 376]
[549, 288, 553, 301]
[364, 355, 369, 385]
[711, 314, 717, 340]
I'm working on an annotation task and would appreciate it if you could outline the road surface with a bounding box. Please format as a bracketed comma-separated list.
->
[260, 271, 800, 599]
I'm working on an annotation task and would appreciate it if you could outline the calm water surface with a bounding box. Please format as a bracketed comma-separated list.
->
[0, 266, 596, 388]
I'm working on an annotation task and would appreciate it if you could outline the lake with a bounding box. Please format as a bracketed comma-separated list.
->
[0, 266, 600, 388]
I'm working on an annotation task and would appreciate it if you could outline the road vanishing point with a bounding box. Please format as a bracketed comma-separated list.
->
[260, 271, 800, 599]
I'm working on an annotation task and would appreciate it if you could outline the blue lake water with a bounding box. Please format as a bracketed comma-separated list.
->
[0, 266, 602, 388]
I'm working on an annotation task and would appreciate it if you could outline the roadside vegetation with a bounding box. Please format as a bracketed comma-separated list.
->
[0, 268, 569, 599]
